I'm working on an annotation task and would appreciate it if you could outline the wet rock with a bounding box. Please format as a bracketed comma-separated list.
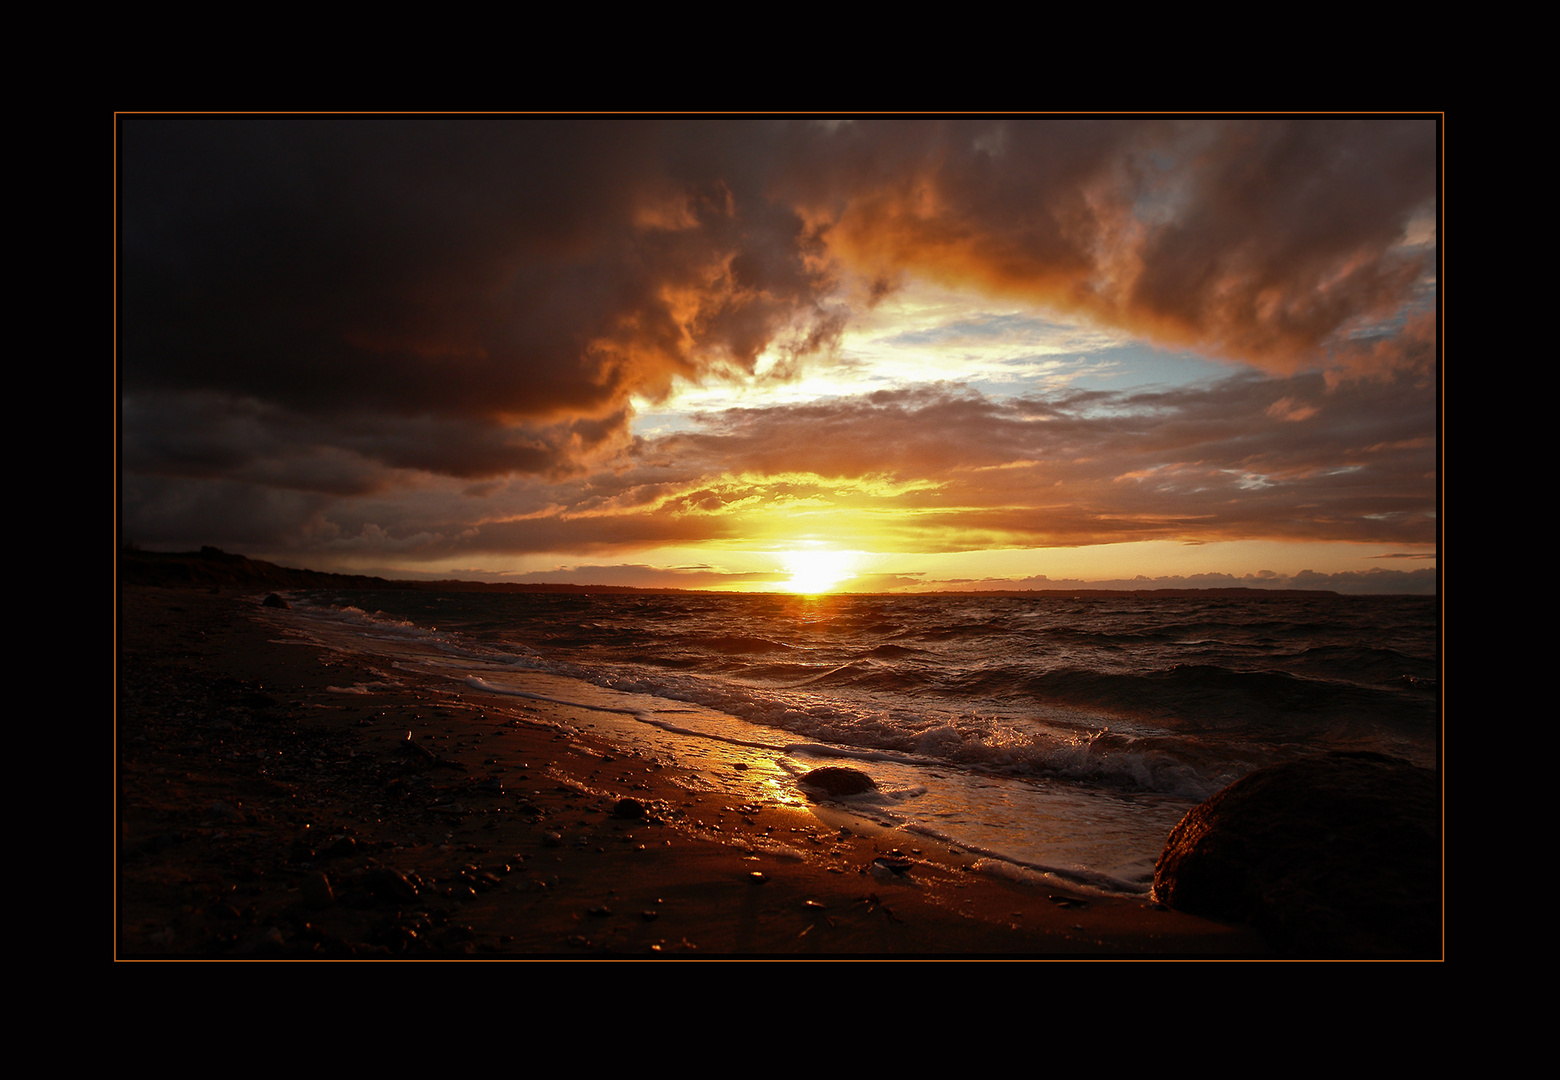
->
[612, 797, 647, 820]
[798, 766, 876, 796]
[1152, 752, 1438, 956]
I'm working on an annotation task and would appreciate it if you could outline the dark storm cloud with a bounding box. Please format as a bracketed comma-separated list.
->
[120, 390, 629, 494]
[121, 472, 333, 552]
[121, 116, 840, 479]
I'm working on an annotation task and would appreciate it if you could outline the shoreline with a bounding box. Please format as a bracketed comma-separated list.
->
[116, 585, 1269, 958]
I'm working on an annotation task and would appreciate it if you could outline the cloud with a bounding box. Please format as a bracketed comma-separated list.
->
[617, 372, 1437, 551]
[166, 368, 1431, 564]
[780, 117, 1437, 373]
[491, 563, 784, 589]
[119, 117, 1438, 580]
[121, 117, 842, 480]
[122, 117, 1436, 489]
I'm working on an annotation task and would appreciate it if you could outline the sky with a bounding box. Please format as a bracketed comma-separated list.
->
[119, 116, 1439, 594]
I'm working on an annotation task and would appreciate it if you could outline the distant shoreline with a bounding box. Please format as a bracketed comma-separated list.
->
[119, 547, 1371, 599]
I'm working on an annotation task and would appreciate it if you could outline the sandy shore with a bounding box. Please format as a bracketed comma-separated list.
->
[116, 585, 1270, 958]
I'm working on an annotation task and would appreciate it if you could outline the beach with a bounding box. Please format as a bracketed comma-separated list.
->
[117, 584, 1272, 957]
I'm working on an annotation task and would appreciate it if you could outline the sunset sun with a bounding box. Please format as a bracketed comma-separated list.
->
[779, 548, 857, 594]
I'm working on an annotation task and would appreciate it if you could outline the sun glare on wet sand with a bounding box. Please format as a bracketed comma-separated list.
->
[779, 549, 857, 594]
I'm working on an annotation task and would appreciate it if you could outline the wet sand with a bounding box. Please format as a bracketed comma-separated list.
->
[116, 585, 1269, 958]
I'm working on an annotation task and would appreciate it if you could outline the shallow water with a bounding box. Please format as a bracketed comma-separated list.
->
[281, 589, 1439, 895]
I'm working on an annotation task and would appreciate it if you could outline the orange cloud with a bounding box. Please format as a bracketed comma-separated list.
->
[782, 118, 1435, 375]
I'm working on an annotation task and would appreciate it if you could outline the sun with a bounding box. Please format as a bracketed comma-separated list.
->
[779, 548, 857, 594]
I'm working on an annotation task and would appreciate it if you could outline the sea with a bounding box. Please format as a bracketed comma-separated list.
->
[274, 588, 1440, 898]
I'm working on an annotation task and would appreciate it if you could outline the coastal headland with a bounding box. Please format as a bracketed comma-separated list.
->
[117, 551, 1279, 957]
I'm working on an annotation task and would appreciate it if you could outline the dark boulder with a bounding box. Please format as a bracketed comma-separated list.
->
[1153, 752, 1439, 956]
[798, 766, 876, 796]
[612, 797, 647, 819]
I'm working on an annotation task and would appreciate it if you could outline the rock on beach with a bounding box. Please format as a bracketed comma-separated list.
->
[1152, 752, 1439, 956]
[797, 766, 876, 796]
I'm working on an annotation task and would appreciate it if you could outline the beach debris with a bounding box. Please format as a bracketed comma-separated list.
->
[362, 867, 419, 902]
[400, 736, 439, 761]
[856, 893, 903, 923]
[460, 866, 503, 894]
[749, 871, 767, 884]
[868, 861, 907, 882]
[868, 850, 914, 880]
[301, 872, 334, 909]
[797, 766, 876, 797]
